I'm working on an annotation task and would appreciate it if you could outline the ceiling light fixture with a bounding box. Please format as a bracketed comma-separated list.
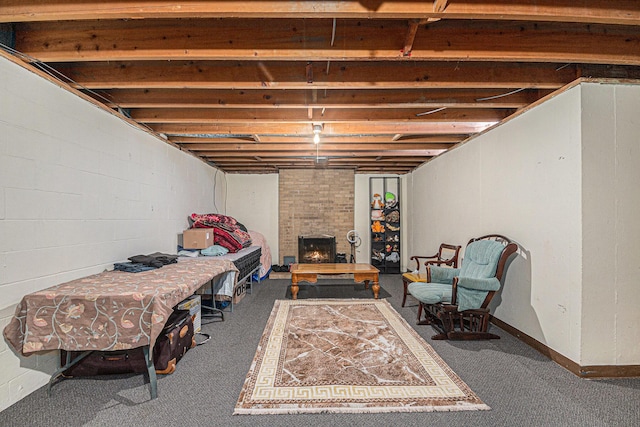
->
[313, 124, 323, 144]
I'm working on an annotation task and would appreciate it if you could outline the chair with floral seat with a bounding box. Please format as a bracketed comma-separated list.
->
[407, 234, 517, 340]
[401, 243, 461, 307]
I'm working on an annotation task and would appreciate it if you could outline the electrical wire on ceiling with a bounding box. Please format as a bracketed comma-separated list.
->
[415, 107, 446, 116]
[475, 87, 527, 101]
[326, 18, 337, 75]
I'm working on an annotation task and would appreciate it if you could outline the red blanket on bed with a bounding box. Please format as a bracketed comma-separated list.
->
[189, 213, 252, 253]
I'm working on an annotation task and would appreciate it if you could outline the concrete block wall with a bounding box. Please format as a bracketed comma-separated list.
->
[0, 55, 220, 411]
[278, 169, 354, 264]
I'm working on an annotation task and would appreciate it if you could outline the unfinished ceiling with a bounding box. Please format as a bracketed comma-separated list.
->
[1, 1, 639, 174]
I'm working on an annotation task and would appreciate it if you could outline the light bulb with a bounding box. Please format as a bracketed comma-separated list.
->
[313, 133, 320, 144]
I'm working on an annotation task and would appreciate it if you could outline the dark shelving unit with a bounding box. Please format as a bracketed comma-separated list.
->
[369, 177, 400, 274]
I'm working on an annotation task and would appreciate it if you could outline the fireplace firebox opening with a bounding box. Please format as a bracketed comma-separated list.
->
[298, 235, 336, 263]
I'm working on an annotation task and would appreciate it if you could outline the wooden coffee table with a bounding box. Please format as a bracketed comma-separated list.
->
[289, 263, 380, 300]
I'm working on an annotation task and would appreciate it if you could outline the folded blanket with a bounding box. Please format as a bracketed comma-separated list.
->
[189, 213, 252, 253]
[128, 252, 179, 268]
[114, 262, 157, 273]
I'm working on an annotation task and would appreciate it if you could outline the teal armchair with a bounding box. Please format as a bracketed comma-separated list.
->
[407, 234, 518, 340]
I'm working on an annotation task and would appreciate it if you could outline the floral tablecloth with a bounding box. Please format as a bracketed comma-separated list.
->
[3, 258, 237, 356]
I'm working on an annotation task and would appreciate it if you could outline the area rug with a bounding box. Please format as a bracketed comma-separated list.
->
[234, 299, 490, 414]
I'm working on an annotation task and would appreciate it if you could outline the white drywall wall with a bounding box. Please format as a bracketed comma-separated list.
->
[580, 83, 640, 365]
[410, 82, 640, 367]
[0, 55, 220, 411]
[410, 86, 585, 362]
[225, 173, 279, 261]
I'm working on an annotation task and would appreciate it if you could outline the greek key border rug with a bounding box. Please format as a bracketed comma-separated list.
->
[234, 299, 490, 414]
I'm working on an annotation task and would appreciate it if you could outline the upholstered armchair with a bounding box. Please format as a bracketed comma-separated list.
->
[407, 235, 517, 340]
[401, 243, 461, 307]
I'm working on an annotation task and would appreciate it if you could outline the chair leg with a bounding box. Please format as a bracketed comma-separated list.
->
[402, 279, 408, 307]
[416, 303, 431, 325]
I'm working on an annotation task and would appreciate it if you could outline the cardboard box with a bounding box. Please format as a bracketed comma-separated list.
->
[182, 228, 214, 249]
[177, 295, 201, 333]
[233, 280, 247, 304]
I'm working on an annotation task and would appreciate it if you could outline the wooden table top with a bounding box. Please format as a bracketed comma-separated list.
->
[290, 263, 379, 275]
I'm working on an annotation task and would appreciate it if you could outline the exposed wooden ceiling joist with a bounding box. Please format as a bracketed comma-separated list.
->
[14, 19, 640, 65]
[2, 1, 639, 174]
[181, 143, 455, 152]
[169, 135, 468, 144]
[199, 149, 446, 157]
[130, 108, 512, 123]
[3, 1, 638, 25]
[95, 88, 548, 109]
[56, 61, 578, 90]
[152, 121, 497, 136]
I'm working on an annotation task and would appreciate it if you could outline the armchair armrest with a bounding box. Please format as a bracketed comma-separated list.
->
[410, 254, 439, 271]
[456, 276, 500, 292]
[427, 265, 460, 284]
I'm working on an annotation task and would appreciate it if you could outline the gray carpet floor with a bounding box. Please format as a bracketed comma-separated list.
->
[1, 276, 638, 426]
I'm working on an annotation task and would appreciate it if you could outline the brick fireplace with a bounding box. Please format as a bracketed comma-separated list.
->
[278, 169, 354, 265]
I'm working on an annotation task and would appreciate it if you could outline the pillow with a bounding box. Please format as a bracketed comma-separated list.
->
[200, 245, 229, 256]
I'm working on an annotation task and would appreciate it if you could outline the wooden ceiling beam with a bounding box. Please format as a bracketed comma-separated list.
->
[199, 149, 446, 157]
[130, 108, 511, 123]
[211, 158, 427, 164]
[170, 135, 467, 144]
[433, 0, 449, 14]
[402, 20, 421, 57]
[404, 0, 449, 56]
[328, 157, 428, 163]
[96, 88, 547, 109]
[353, 169, 414, 174]
[153, 121, 495, 135]
[56, 61, 577, 90]
[181, 143, 455, 151]
[15, 19, 640, 65]
[3, 1, 639, 25]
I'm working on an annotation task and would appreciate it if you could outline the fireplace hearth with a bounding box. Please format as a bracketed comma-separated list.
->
[298, 235, 336, 264]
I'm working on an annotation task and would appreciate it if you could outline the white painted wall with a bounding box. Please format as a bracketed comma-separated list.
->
[225, 174, 279, 260]
[580, 83, 640, 366]
[0, 56, 221, 411]
[409, 82, 640, 367]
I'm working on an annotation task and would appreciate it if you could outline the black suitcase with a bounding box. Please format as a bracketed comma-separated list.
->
[153, 309, 196, 374]
[61, 309, 195, 376]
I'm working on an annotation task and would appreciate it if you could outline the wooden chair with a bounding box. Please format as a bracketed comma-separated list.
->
[407, 235, 517, 340]
[401, 243, 461, 307]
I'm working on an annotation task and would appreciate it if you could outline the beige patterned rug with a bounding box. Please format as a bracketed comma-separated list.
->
[234, 299, 490, 414]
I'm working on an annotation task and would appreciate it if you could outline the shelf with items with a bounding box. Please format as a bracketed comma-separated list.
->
[369, 177, 400, 274]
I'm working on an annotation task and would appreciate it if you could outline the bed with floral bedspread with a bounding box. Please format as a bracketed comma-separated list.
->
[3, 258, 237, 357]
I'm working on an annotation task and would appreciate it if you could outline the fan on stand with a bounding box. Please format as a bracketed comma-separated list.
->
[346, 230, 361, 263]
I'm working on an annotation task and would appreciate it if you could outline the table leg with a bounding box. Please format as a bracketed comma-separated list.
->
[291, 281, 299, 300]
[142, 345, 158, 399]
[372, 280, 380, 299]
[48, 350, 93, 397]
